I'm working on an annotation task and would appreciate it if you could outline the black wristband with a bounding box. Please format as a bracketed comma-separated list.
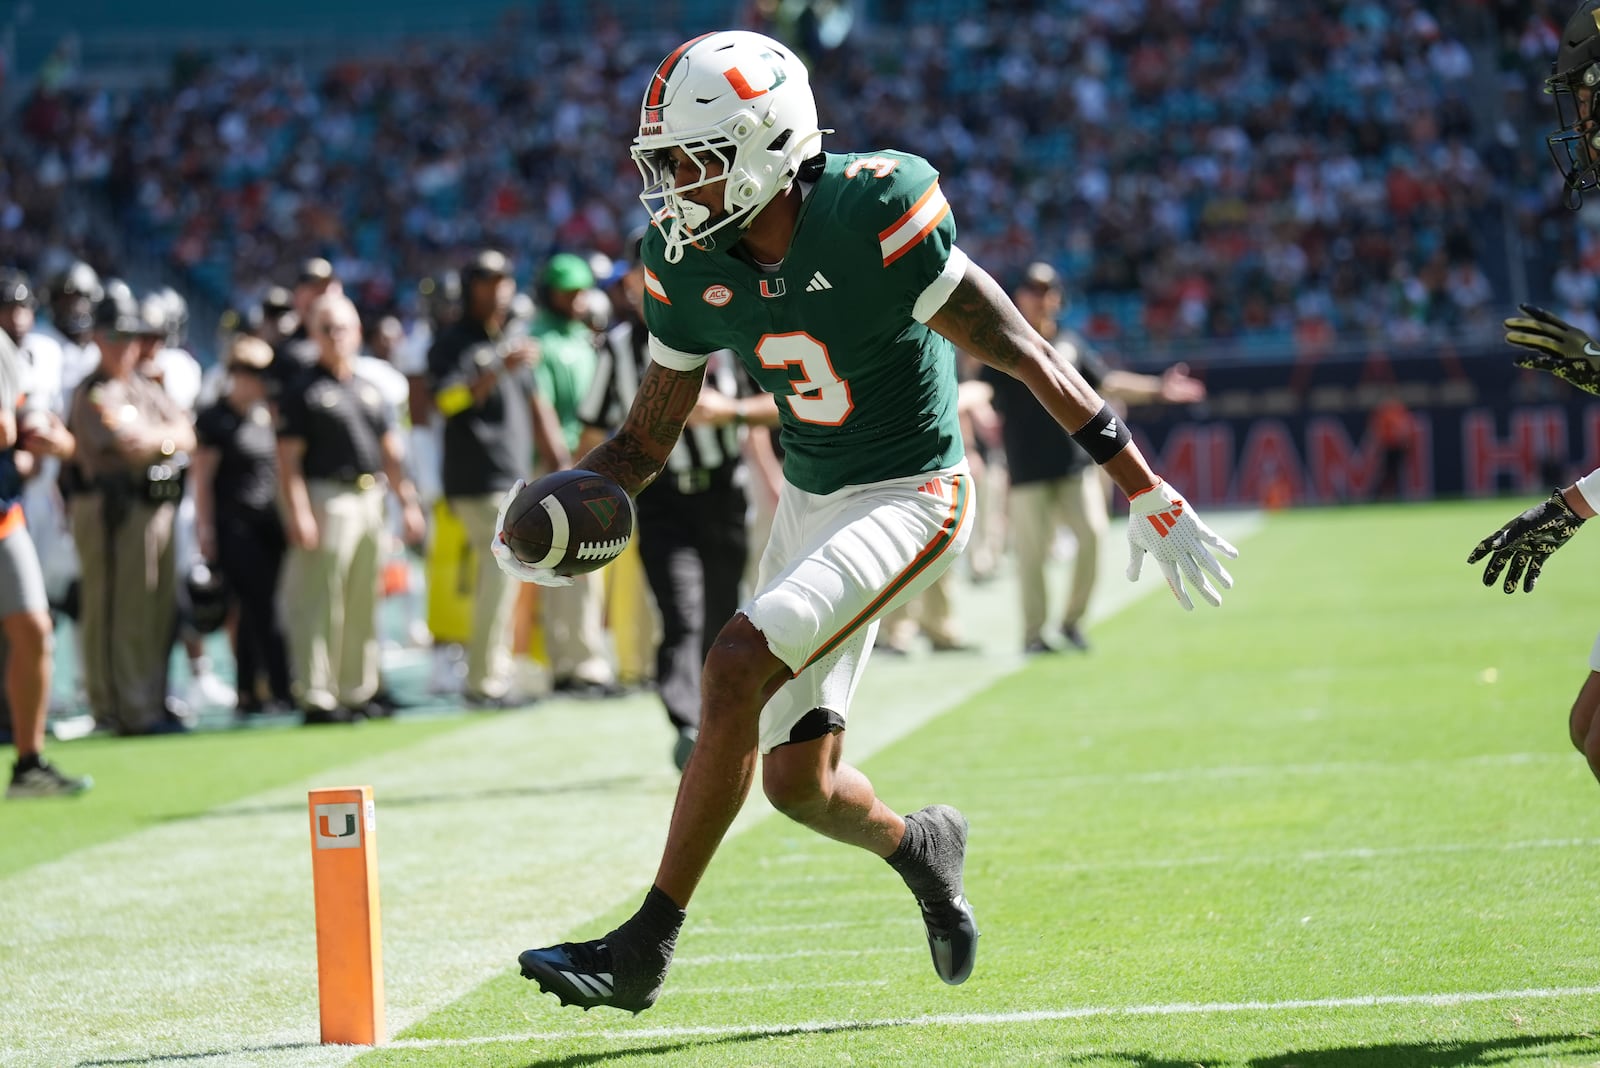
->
[1069, 402, 1132, 465]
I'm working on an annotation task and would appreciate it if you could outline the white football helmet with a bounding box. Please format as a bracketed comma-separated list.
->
[632, 31, 826, 262]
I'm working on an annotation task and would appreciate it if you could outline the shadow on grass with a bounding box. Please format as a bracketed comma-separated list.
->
[1245, 1032, 1600, 1067]
[510, 1030, 1600, 1068]
[77, 1041, 320, 1066]
[512, 1020, 890, 1068]
[155, 773, 661, 822]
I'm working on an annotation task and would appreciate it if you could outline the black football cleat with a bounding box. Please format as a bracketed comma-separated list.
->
[918, 892, 979, 985]
[518, 938, 662, 1014]
[907, 804, 979, 985]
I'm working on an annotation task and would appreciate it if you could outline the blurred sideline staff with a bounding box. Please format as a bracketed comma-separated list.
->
[0, 327, 89, 796]
[277, 293, 424, 724]
[985, 262, 1206, 654]
[399, 271, 459, 511]
[428, 249, 567, 705]
[35, 261, 102, 401]
[266, 257, 340, 401]
[65, 280, 196, 735]
[0, 271, 75, 606]
[529, 253, 615, 694]
[192, 335, 293, 715]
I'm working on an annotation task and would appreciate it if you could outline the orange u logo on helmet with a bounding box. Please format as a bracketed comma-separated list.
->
[722, 58, 788, 100]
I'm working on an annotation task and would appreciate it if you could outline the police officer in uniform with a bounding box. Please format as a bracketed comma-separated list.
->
[579, 236, 778, 767]
[65, 281, 196, 735]
[277, 294, 424, 723]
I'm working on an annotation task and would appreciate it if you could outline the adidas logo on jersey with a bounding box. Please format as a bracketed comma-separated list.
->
[804, 271, 833, 292]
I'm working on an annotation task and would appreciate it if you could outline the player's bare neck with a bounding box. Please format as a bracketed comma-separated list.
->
[737, 186, 802, 267]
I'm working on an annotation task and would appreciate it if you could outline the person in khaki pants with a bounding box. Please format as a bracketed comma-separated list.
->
[65, 281, 196, 734]
[531, 254, 618, 694]
[428, 250, 568, 706]
[984, 263, 1206, 653]
[277, 294, 424, 724]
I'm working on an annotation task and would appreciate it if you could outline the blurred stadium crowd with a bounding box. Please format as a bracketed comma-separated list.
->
[1, 0, 1595, 364]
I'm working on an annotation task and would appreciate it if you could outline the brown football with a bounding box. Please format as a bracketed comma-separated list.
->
[501, 469, 634, 575]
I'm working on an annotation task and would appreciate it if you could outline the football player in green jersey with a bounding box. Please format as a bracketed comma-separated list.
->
[495, 29, 1238, 1013]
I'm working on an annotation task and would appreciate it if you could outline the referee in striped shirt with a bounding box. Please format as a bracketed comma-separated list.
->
[579, 233, 778, 770]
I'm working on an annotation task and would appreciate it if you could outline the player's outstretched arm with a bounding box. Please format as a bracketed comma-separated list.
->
[1504, 304, 1600, 396]
[926, 260, 1237, 609]
[576, 359, 706, 496]
[1468, 479, 1597, 593]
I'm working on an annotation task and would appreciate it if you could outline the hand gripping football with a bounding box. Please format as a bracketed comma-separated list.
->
[499, 470, 634, 576]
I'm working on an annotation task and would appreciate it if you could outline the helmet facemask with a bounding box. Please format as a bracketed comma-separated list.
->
[1547, 61, 1600, 207]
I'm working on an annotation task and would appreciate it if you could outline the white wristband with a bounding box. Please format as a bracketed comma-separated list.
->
[1574, 468, 1600, 516]
[1588, 631, 1600, 673]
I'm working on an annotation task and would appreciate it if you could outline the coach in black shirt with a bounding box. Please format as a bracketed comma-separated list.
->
[278, 293, 424, 723]
[428, 249, 566, 705]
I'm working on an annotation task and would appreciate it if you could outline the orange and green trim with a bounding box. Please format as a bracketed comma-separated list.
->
[797, 474, 971, 673]
[645, 32, 718, 111]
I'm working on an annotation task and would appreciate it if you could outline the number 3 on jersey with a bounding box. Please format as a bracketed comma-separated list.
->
[756, 332, 854, 426]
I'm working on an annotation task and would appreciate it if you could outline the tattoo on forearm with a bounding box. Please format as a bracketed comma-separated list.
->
[586, 435, 660, 494]
[580, 363, 704, 495]
[635, 363, 701, 447]
[935, 272, 1027, 371]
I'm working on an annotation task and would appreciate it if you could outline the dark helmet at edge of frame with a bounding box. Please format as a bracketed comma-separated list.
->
[1546, 0, 1600, 206]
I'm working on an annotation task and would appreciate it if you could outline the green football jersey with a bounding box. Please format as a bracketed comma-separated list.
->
[641, 150, 967, 495]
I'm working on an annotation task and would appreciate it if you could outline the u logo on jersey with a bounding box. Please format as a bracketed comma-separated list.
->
[759, 278, 786, 299]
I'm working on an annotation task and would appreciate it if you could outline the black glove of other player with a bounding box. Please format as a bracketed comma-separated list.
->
[1504, 304, 1600, 396]
[1466, 490, 1586, 594]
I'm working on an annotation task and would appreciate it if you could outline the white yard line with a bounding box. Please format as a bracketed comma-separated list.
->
[373, 984, 1600, 1050]
[0, 516, 1260, 1068]
[1004, 750, 1575, 788]
[675, 836, 1600, 897]
[1018, 835, 1600, 875]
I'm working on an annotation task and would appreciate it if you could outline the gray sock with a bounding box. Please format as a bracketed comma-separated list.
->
[885, 804, 968, 903]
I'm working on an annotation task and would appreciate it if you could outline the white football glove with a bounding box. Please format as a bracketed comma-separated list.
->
[1125, 480, 1238, 610]
[490, 479, 574, 587]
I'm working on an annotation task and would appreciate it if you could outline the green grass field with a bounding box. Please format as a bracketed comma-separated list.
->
[7, 499, 1600, 1067]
